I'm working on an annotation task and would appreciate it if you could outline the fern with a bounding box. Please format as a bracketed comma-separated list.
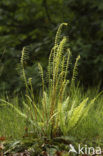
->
[38, 63, 45, 93]
[64, 49, 71, 80]
[71, 55, 80, 88]
[20, 47, 30, 93]
[68, 98, 88, 131]
[1, 23, 100, 139]
[55, 23, 68, 46]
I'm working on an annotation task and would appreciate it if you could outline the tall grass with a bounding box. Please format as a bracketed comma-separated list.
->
[0, 96, 26, 139]
[0, 23, 103, 140]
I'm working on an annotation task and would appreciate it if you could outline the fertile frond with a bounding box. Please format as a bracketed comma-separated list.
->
[19, 47, 30, 93]
[53, 37, 67, 88]
[20, 47, 29, 64]
[38, 63, 44, 93]
[42, 92, 47, 108]
[64, 49, 71, 79]
[55, 23, 68, 46]
[71, 55, 80, 88]
[47, 46, 57, 88]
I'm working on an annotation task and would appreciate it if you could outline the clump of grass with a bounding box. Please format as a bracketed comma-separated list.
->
[0, 23, 102, 140]
[0, 96, 26, 139]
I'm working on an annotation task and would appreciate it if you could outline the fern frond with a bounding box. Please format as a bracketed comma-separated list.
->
[38, 63, 44, 93]
[55, 23, 68, 46]
[25, 95, 43, 121]
[71, 55, 80, 88]
[21, 47, 29, 63]
[68, 97, 88, 131]
[47, 46, 57, 89]
[64, 49, 71, 80]
[62, 96, 70, 111]
[53, 37, 67, 88]
[42, 91, 48, 119]
[60, 80, 69, 102]
[20, 47, 29, 93]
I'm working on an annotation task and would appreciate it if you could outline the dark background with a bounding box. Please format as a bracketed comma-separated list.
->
[0, 0, 103, 94]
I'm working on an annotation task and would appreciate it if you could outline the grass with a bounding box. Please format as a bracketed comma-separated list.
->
[0, 96, 26, 139]
[0, 23, 103, 155]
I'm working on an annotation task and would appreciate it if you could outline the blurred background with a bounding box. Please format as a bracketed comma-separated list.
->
[0, 0, 103, 94]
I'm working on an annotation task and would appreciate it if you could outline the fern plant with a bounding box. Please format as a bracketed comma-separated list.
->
[0, 23, 101, 138]
[38, 23, 94, 137]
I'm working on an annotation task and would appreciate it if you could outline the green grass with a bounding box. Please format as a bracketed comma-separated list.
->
[0, 96, 26, 139]
[0, 107, 25, 139]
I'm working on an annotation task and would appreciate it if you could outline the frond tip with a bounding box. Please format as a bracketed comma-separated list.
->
[55, 23, 68, 46]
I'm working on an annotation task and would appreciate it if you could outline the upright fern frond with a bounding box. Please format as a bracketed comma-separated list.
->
[38, 63, 45, 93]
[64, 49, 71, 80]
[55, 23, 68, 46]
[71, 55, 80, 88]
[42, 91, 48, 120]
[20, 47, 29, 92]
[59, 80, 69, 102]
[47, 46, 57, 89]
[53, 37, 67, 89]
[21, 47, 29, 64]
